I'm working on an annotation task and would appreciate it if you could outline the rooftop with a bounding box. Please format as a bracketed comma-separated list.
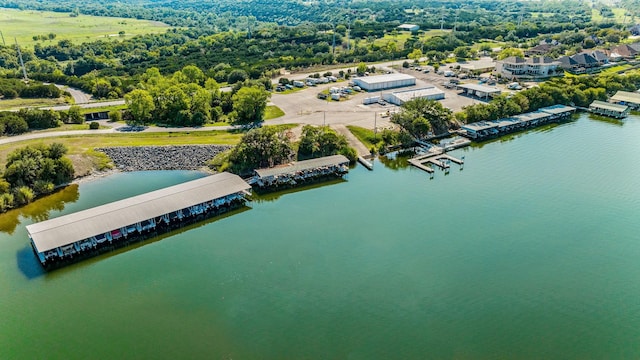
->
[590, 100, 629, 112]
[457, 83, 502, 93]
[27, 172, 251, 253]
[610, 91, 640, 104]
[390, 86, 444, 102]
[354, 73, 415, 85]
[538, 104, 576, 115]
[462, 121, 498, 132]
[459, 59, 496, 71]
[255, 155, 349, 178]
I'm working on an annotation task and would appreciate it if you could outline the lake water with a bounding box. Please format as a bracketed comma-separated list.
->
[1, 113, 639, 359]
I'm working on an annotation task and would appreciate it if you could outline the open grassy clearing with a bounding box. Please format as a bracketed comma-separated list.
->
[600, 64, 633, 74]
[78, 104, 127, 115]
[264, 105, 285, 119]
[371, 29, 451, 49]
[0, 97, 67, 110]
[346, 125, 382, 151]
[0, 8, 170, 48]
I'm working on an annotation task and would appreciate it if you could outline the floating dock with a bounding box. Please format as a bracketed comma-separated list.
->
[27, 172, 252, 269]
[408, 148, 464, 174]
[460, 104, 576, 140]
[251, 154, 350, 190]
[357, 156, 374, 170]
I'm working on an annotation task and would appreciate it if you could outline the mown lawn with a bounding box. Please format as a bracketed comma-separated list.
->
[0, 8, 170, 48]
[264, 105, 285, 119]
[0, 97, 67, 110]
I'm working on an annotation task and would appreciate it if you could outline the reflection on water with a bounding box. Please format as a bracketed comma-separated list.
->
[252, 179, 347, 203]
[588, 113, 625, 127]
[379, 150, 412, 170]
[0, 184, 80, 234]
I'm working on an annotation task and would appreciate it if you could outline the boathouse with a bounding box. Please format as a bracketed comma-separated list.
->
[589, 100, 630, 118]
[609, 91, 640, 109]
[252, 154, 350, 189]
[460, 105, 575, 140]
[27, 172, 251, 269]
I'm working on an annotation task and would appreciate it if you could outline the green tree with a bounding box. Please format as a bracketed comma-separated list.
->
[125, 89, 155, 126]
[230, 86, 270, 126]
[497, 48, 524, 60]
[356, 62, 367, 75]
[391, 98, 455, 138]
[228, 127, 294, 174]
[297, 125, 352, 160]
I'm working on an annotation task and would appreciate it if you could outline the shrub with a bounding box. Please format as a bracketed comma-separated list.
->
[89, 121, 100, 129]
[14, 186, 35, 205]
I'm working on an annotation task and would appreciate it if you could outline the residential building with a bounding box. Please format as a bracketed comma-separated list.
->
[495, 56, 561, 80]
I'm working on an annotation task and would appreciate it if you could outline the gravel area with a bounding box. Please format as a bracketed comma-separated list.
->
[96, 145, 232, 171]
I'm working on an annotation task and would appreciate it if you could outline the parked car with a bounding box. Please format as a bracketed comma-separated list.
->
[317, 93, 328, 100]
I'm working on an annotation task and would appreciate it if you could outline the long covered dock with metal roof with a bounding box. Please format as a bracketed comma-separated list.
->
[609, 91, 640, 109]
[27, 172, 251, 269]
[589, 100, 630, 118]
[461, 105, 575, 140]
[252, 154, 350, 189]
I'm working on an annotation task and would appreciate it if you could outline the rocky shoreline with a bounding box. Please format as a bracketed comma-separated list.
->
[96, 145, 232, 172]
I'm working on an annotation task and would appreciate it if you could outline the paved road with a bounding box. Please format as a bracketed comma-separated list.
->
[52, 84, 93, 104]
[42, 100, 126, 111]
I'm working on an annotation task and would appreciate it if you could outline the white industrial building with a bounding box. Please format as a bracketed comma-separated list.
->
[383, 86, 445, 105]
[398, 24, 420, 32]
[353, 73, 416, 91]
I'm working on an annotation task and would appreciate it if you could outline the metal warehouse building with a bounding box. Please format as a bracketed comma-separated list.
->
[382, 86, 445, 105]
[353, 73, 416, 91]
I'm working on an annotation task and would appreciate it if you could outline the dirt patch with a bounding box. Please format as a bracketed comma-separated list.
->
[68, 154, 96, 178]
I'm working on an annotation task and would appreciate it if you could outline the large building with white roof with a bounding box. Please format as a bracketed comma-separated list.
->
[353, 73, 416, 92]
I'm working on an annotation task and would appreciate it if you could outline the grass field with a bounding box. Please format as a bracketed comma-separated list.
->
[264, 105, 285, 120]
[346, 125, 382, 152]
[0, 8, 170, 48]
[0, 97, 67, 110]
[591, 8, 628, 23]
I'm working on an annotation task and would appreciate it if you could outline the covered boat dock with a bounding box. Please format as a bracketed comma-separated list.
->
[461, 105, 575, 140]
[252, 155, 350, 189]
[27, 172, 251, 269]
[609, 91, 640, 110]
[589, 100, 630, 118]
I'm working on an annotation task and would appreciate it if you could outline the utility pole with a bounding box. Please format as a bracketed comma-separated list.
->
[440, 7, 445, 31]
[332, 23, 336, 55]
[347, 16, 351, 52]
[0, 31, 5, 46]
[14, 38, 27, 81]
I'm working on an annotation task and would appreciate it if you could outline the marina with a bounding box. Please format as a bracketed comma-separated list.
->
[26, 172, 252, 269]
[609, 90, 640, 110]
[460, 104, 576, 140]
[2, 114, 640, 359]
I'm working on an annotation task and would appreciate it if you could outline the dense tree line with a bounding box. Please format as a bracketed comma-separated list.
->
[123, 65, 271, 127]
[0, 109, 63, 136]
[0, 79, 62, 100]
[0, 143, 74, 212]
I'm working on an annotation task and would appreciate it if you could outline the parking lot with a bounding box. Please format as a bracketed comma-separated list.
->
[267, 65, 493, 130]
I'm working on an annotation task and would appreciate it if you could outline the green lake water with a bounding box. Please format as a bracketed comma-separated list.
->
[1, 113, 639, 359]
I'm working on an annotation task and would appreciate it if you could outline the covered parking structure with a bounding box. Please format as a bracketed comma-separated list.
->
[456, 83, 501, 100]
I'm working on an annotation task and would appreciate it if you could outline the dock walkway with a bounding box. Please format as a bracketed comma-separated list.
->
[408, 147, 465, 174]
